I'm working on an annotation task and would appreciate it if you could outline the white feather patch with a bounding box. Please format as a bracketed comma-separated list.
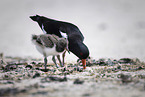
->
[32, 39, 64, 57]
[60, 30, 68, 39]
[42, 24, 47, 34]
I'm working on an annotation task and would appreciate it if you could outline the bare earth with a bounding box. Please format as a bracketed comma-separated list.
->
[0, 56, 145, 97]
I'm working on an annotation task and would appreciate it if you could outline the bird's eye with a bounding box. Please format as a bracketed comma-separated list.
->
[80, 52, 83, 56]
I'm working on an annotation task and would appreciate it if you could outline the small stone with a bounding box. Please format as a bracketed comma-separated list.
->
[20, 89, 27, 93]
[119, 73, 132, 83]
[137, 66, 143, 70]
[118, 58, 133, 64]
[32, 91, 48, 95]
[4, 64, 18, 71]
[33, 72, 40, 78]
[48, 76, 67, 82]
[41, 78, 50, 83]
[74, 79, 84, 84]
[6, 80, 14, 84]
[96, 58, 107, 66]
[79, 68, 83, 72]
[74, 67, 80, 71]
[25, 64, 33, 69]
[82, 93, 91, 97]
[77, 67, 81, 71]
[117, 65, 122, 70]
[35, 67, 39, 70]
[31, 61, 36, 64]
[33, 83, 39, 88]
[107, 59, 114, 66]
[102, 74, 105, 77]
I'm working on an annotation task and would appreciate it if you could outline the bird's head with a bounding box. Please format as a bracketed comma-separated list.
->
[69, 41, 89, 69]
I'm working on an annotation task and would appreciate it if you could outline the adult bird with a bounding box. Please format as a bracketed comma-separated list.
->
[30, 15, 89, 69]
[32, 34, 67, 70]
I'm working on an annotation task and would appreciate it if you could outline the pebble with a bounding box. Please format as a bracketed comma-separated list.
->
[118, 58, 133, 64]
[4, 64, 18, 71]
[32, 91, 48, 95]
[25, 64, 33, 69]
[48, 76, 67, 82]
[33, 72, 41, 78]
[119, 73, 133, 84]
[74, 79, 84, 84]
[0, 56, 144, 97]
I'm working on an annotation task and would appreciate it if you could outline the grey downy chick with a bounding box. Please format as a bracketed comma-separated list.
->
[32, 34, 68, 71]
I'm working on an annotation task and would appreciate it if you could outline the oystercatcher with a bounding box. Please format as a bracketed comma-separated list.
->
[30, 15, 89, 69]
[32, 34, 68, 70]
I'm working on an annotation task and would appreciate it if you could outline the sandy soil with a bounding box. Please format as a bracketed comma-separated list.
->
[0, 55, 145, 97]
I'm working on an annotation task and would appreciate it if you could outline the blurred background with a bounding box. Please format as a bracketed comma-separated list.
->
[0, 0, 145, 62]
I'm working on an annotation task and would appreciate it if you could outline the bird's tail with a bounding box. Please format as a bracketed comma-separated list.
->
[30, 14, 57, 22]
[29, 15, 41, 21]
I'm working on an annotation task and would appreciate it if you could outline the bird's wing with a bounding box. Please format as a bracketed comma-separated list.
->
[38, 35, 54, 48]
[59, 22, 84, 41]
[42, 21, 62, 37]
[30, 15, 84, 41]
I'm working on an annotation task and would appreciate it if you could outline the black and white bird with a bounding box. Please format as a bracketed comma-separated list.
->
[32, 34, 68, 70]
[30, 15, 89, 69]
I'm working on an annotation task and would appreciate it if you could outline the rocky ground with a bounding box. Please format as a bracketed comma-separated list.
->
[0, 54, 145, 97]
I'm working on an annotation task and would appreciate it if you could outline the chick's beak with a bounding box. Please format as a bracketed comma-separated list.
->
[82, 59, 86, 69]
[65, 48, 70, 54]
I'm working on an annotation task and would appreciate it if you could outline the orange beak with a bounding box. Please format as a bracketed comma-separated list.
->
[82, 59, 86, 69]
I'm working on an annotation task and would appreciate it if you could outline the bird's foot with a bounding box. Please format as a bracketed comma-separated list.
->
[60, 63, 64, 67]
[56, 64, 60, 68]
[63, 67, 67, 71]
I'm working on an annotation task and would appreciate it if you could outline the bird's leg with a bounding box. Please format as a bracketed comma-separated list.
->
[57, 55, 63, 67]
[44, 57, 47, 70]
[52, 56, 59, 68]
[62, 51, 66, 66]
[62, 51, 67, 70]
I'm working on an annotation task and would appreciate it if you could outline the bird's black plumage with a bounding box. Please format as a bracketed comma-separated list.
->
[30, 15, 89, 59]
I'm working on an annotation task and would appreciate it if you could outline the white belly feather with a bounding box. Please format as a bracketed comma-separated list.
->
[36, 45, 61, 57]
[32, 39, 63, 57]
